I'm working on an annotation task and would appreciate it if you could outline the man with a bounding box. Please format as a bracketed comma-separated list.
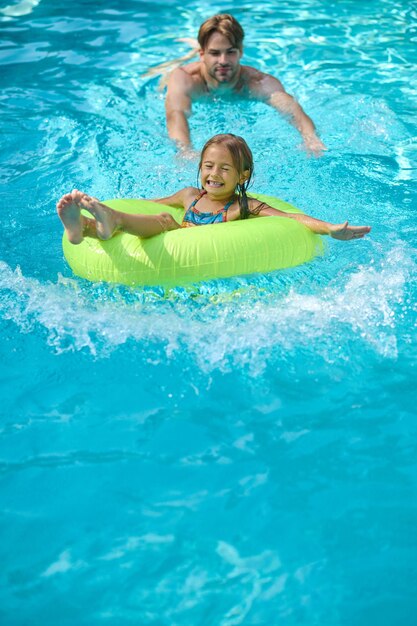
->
[165, 14, 326, 156]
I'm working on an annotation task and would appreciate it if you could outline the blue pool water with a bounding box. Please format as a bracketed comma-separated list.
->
[1, 0, 417, 624]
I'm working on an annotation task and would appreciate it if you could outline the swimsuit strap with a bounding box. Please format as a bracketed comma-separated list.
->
[188, 190, 207, 210]
[190, 190, 235, 215]
[222, 198, 235, 212]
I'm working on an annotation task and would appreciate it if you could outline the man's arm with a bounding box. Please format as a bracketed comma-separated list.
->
[250, 73, 327, 156]
[165, 68, 194, 149]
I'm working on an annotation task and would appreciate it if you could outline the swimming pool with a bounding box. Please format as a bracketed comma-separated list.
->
[1, 0, 416, 623]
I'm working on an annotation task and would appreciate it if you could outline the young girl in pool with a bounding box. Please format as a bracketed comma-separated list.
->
[57, 133, 371, 243]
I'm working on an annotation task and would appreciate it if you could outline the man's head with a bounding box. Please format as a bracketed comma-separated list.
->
[198, 15, 244, 85]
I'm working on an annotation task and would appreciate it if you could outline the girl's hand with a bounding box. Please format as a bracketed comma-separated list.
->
[329, 221, 371, 240]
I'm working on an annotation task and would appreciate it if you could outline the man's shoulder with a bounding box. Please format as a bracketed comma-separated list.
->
[240, 64, 281, 83]
[240, 65, 285, 96]
[167, 63, 205, 93]
[170, 62, 204, 82]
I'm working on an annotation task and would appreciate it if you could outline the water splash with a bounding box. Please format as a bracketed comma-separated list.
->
[0, 242, 414, 369]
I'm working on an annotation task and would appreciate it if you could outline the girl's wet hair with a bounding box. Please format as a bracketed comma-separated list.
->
[198, 14, 244, 51]
[198, 133, 254, 219]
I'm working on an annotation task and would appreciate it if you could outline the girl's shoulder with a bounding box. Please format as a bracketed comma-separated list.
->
[247, 196, 269, 215]
[182, 186, 200, 203]
[152, 186, 199, 209]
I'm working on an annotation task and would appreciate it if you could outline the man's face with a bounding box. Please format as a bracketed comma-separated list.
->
[200, 32, 242, 84]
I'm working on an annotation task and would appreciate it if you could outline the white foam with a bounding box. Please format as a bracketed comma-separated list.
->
[0, 0, 41, 17]
[0, 243, 414, 371]
[394, 138, 417, 181]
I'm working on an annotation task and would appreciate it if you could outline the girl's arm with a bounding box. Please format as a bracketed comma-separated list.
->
[148, 187, 198, 209]
[251, 201, 371, 240]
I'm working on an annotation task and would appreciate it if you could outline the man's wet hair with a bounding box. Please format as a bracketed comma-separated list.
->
[198, 14, 244, 51]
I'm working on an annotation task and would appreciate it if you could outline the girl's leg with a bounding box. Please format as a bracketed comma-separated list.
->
[57, 190, 180, 244]
[76, 191, 180, 239]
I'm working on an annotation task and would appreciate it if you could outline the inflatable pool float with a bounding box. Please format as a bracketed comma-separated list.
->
[62, 193, 324, 287]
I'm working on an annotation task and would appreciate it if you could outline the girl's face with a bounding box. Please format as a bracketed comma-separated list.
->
[200, 144, 248, 199]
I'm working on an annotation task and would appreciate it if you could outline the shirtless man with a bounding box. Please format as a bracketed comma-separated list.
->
[165, 14, 327, 156]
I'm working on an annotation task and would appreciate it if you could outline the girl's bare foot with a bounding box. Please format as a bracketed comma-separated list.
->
[74, 190, 118, 240]
[56, 193, 84, 244]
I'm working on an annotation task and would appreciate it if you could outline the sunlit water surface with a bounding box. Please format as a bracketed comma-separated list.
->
[1, 0, 417, 624]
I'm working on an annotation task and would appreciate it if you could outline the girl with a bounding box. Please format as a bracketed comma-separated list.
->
[57, 134, 371, 244]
